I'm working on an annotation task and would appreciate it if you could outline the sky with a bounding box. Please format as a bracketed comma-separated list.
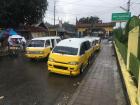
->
[44, 0, 140, 25]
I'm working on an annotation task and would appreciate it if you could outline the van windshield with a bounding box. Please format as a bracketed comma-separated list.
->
[28, 40, 45, 47]
[53, 46, 78, 55]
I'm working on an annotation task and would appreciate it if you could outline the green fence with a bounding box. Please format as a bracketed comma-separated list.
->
[115, 38, 128, 64]
[129, 53, 140, 84]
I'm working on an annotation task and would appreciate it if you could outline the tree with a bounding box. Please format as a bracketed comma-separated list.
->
[63, 22, 75, 32]
[78, 16, 100, 24]
[0, 0, 48, 28]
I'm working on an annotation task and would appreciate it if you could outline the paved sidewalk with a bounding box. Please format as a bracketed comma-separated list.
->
[68, 42, 127, 105]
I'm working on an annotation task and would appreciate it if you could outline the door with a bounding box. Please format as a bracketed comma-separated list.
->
[79, 43, 87, 66]
[44, 40, 51, 56]
[51, 39, 55, 48]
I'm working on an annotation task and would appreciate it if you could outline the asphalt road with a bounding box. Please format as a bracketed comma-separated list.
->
[0, 53, 95, 105]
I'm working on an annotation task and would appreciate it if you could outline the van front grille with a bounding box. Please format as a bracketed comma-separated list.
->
[54, 65, 68, 70]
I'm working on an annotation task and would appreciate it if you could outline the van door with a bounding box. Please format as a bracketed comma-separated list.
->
[92, 41, 96, 53]
[80, 43, 87, 66]
[51, 39, 55, 48]
[85, 41, 92, 58]
[44, 40, 51, 56]
[84, 41, 91, 62]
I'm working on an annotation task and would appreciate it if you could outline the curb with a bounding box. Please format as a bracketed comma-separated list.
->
[114, 42, 138, 105]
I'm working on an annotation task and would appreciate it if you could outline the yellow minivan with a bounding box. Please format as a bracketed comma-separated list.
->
[93, 37, 101, 51]
[25, 36, 61, 59]
[48, 38, 92, 76]
[83, 37, 96, 55]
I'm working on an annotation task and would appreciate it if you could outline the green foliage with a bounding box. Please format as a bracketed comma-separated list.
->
[0, 0, 48, 28]
[113, 28, 128, 45]
[125, 16, 140, 37]
[63, 22, 75, 32]
[78, 16, 100, 24]
[115, 38, 127, 64]
[129, 53, 140, 84]
[114, 16, 140, 45]
[114, 16, 140, 85]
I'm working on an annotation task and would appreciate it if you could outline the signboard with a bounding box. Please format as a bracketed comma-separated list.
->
[112, 12, 131, 22]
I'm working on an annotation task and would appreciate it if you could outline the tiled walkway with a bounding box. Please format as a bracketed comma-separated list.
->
[68, 42, 127, 105]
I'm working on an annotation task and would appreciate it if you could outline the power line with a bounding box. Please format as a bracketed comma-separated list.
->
[45, 1, 129, 24]
[120, 0, 131, 12]
[47, 5, 120, 16]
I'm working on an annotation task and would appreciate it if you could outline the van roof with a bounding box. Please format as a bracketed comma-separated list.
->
[32, 36, 60, 40]
[82, 37, 96, 42]
[92, 37, 100, 40]
[57, 38, 88, 48]
[84, 36, 100, 41]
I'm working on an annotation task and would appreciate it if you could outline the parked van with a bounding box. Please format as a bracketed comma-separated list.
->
[48, 38, 92, 76]
[25, 36, 61, 59]
[83, 37, 96, 55]
[93, 37, 101, 51]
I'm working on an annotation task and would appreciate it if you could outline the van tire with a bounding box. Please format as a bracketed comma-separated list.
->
[80, 65, 84, 74]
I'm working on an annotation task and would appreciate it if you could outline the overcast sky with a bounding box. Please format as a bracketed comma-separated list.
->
[44, 0, 140, 25]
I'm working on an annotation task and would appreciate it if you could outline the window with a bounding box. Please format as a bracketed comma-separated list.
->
[51, 39, 55, 48]
[28, 40, 45, 47]
[80, 43, 86, 55]
[81, 41, 90, 51]
[56, 39, 61, 43]
[53, 46, 78, 55]
[92, 41, 95, 46]
[45, 40, 50, 47]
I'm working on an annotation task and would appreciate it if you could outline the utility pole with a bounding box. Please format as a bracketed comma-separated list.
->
[127, 0, 131, 12]
[119, 0, 131, 28]
[54, 1, 56, 26]
[120, 0, 131, 12]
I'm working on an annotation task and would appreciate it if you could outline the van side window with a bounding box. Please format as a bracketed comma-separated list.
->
[85, 41, 90, 50]
[45, 40, 50, 47]
[92, 41, 95, 46]
[51, 39, 55, 48]
[80, 43, 86, 55]
[95, 40, 98, 44]
[56, 39, 61, 43]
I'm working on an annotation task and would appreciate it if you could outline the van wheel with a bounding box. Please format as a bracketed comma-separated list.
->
[80, 65, 84, 74]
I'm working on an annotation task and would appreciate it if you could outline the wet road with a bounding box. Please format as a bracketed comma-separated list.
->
[0, 54, 93, 105]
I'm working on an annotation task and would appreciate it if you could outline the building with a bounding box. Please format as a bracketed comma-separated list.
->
[76, 22, 116, 38]
[17, 25, 48, 40]
[47, 21, 76, 39]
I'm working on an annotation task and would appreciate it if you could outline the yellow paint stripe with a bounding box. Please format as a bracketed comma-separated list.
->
[114, 42, 138, 105]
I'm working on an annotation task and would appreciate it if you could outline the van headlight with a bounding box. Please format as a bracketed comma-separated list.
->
[48, 58, 55, 62]
[69, 62, 79, 65]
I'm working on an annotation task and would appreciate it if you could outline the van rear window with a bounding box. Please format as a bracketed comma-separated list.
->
[53, 46, 78, 55]
[28, 40, 45, 47]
